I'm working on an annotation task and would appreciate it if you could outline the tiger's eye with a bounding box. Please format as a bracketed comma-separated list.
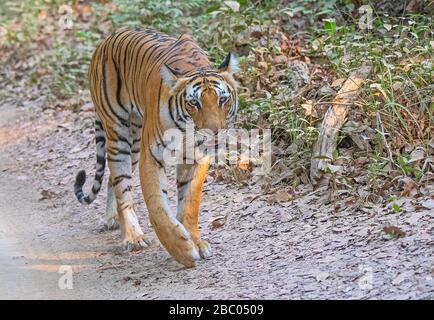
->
[188, 98, 200, 108]
[219, 96, 228, 105]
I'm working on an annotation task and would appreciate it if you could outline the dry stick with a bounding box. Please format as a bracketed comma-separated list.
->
[310, 64, 372, 187]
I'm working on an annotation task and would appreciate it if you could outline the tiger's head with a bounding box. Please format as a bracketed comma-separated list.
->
[161, 53, 239, 136]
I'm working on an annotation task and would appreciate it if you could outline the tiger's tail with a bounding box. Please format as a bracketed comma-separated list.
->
[74, 116, 106, 204]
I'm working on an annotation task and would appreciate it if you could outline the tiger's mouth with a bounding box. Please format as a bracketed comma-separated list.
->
[194, 135, 222, 151]
[203, 136, 218, 147]
[194, 131, 216, 145]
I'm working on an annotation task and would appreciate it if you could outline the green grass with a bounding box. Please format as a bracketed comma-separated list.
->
[308, 6, 433, 187]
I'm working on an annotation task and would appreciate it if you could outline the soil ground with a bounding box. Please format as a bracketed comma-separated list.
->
[0, 102, 432, 300]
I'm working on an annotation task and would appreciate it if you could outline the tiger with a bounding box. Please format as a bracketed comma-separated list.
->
[73, 27, 239, 267]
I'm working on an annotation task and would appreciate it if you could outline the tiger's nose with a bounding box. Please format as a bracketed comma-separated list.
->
[202, 123, 218, 134]
[205, 120, 226, 134]
[210, 127, 220, 134]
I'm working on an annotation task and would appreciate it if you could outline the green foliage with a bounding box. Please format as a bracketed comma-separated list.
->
[395, 155, 423, 180]
[44, 39, 94, 98]
[0, 0, 70, 46]
[391, 203, 401, 213]
[109, 0, 214, 33]
[310, 7, 433, 179]
[2, 0, 433, 186]
[323, 19, 336, 36]
[193, 0, 275, 52]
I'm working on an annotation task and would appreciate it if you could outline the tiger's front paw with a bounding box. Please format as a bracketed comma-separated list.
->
[120, 209, 150, 251]
[122, 234, 151, 251]
[157, 222, 200, 268]
[196, 240, 212, 259]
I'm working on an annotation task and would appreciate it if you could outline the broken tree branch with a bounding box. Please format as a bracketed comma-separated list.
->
[310, 64, 372, 187]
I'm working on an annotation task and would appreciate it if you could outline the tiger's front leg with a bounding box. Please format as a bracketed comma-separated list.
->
[176, 160, 212, 259]
[139, 146, 200, 267]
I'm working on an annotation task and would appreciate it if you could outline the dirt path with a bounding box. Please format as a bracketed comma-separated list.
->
[0, 106, 116, 299]
[0, 102, 433, 300]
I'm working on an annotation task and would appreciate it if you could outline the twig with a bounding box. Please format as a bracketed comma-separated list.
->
[310, 64, 372, 187]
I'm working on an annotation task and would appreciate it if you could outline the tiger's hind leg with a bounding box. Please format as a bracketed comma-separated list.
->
[104, 179, 119, 230]
[130, 111, 143, 175]
[104, 111, 142, 231]
[176, 160, 212, 259]
[107, 124, 150, 250]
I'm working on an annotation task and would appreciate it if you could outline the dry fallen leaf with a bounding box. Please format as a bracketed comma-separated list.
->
[331, 78, 345, 88]
[224, 0, 240, 12]
[269, 189, 292, 203]
[210, 215, 228, 230]
[38, 10, 48, 21]
[408, 148, 425, 164]
[400, 179, 417, 197]
[383, 225, 406, 239]
[273, 55, 288, 64]
[39, 189, 58, 201]
[301, 101, 314, 116]
[237, 158, 251, 171]
[383, 24, 392, 31]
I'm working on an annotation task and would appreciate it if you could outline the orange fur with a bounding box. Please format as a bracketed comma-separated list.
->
[75, 27, 238, 267]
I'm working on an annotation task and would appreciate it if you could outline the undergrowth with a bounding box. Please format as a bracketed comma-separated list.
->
[1, 0, 432, 193]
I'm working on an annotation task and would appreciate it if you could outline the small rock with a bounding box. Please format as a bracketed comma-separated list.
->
[420, 199, 434, 210]
[80, 102, 94, 112]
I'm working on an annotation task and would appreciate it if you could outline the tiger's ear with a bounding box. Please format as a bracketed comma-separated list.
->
[218, 52, 239, 75]
[160, 64, 181, 88]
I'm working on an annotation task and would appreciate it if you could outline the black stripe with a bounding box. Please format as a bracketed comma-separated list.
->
[116, 134, 132, 147]
[112, 174, 132, 187]
[176, 92, 189, 123]
[168, 97, 185, 132]
[124, 33, 151, 104]
[95, 172, 104, 181]
[149, 146, 164, 168]
[154, 79, 168, 149]
[107, 146, 131, 156]
[122, 186, 132, 194]
[91, 185, 100, 194]
[144, 37, 196, 85]
[95, 136, 105, 144]
[177, 178, 192, 189]
[97, 154, 106, 164]
[112, 33, 129, 114]
[101, 54, 129, 127]
[107, 157, 124, 163]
